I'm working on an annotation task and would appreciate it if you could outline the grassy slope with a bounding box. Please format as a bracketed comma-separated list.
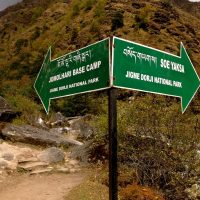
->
[0, 0, 200, 82]
[0, 0, 199, 114]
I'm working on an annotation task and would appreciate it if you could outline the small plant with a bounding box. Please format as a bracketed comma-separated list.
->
[90, 20, 100, 35]
[15, 38, 28, 53]
[71, 0, 80, 17]
[30, 27, 41, 41]
[70, 27, 78, 43]
[6, 94, 41, 125]
[84, 0, 95, 11]
[133, 4, 155, 31]
[134, 14, 148, 30]
[94, 0, 106, 17]
[31, 7, 44, 22]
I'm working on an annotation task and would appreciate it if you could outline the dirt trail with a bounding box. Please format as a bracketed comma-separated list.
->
[0, 173, 85, 200]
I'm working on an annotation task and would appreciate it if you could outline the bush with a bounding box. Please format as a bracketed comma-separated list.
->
[52, 93, 107, 117]
[70, 27, 78, 43]
[118, 95, 200, 199]
[30, 27, 41, 41]
[134, 14, 149, 30]
[15, 39, 28, 53]
[84, 0, 95, 11]
[31, 7, 44, 21]
[111, 11, 124, 31]
[90, 93, 200, 199]
[6, 94, 41, 125]
[94, 0, 106, 17]
[90, 20, 100, 35]
[71, 1, 80, 17]
[133, 4, 154, 31]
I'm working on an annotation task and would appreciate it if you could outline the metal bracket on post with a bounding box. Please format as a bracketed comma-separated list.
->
[108, 36, 118, 200]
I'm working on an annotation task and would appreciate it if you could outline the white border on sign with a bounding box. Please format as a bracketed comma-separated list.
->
[112, 37, 200, 113]
[34, 38, 111, 114]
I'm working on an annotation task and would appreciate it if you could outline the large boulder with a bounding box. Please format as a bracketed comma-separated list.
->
[0, 97, 19, 122]
[1, 124, 83, 147]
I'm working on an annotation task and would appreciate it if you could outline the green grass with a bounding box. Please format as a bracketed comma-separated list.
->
[65, 180, 109, 200]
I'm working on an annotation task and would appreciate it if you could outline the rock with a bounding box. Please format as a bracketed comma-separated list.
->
[70, 141, 91, 163]
[2, 124, 83, 147]
[47, 112, 69, 128]
[0, 159, 8, 168]
[1, 152, 14, 161]
[49, 127, 71, 135]
[0, 96, 19, 122]
[30, 168, 53, 175]
[57, 167, 70, 174]
[18, 157, 38, 164]
[35, 117, 48, 130]
[18, 161, 48, 171]
[69, 168, 78, 173]
[67, 159, 79, 167]
[68, 116, 93, 140]
[37, 147, 65, 164]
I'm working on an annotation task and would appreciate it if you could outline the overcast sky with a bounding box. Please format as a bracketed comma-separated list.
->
[0, 0, 22, 11]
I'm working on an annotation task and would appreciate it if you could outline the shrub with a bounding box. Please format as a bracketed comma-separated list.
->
[6, 94, 41, 125]
[52, 93, 107, 117]
[84, 0, 95, 11]
[71, 1, 80, 17]
[90, 20, 100, 35]
[94, 0, 106, 18]
[111, 11, 124, 31]
[31, 7, 44, 21]
[134, 14, 148, 30]
[70, 27, 78, 43]
[133, 4, 155, 31]
[90, 93, 200, 199]
[30, 27, 41, 41]
[15, 39, 28, 53]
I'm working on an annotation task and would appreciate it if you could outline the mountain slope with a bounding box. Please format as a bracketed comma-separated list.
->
[0, 0, 199, 105]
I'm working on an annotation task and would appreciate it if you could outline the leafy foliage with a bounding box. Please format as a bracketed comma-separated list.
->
[6, 94, 41, 125]
[15, 39, 29, 53]
[111, 11, 124, 31]
[90, 94, 200, 199]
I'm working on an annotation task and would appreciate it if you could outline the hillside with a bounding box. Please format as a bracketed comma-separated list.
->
[172, 0, 200, 18]
[0, 0, 200, 199]
[0, 0, 198, 106]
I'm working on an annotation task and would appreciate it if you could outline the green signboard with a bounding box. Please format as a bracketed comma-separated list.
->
[34, 38, 110, 113]
[112, 37, 200, 113]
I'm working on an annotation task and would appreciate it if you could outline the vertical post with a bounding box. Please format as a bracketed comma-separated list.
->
[109, 36, 118, 200]
[109, 88, 118, 200]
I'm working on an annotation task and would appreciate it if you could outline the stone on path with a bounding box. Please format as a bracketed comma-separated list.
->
[37, 147, 65, 164]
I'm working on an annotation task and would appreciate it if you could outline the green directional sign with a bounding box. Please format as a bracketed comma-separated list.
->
[34, 38, 110, 113]
[112, 37, 200, 113]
